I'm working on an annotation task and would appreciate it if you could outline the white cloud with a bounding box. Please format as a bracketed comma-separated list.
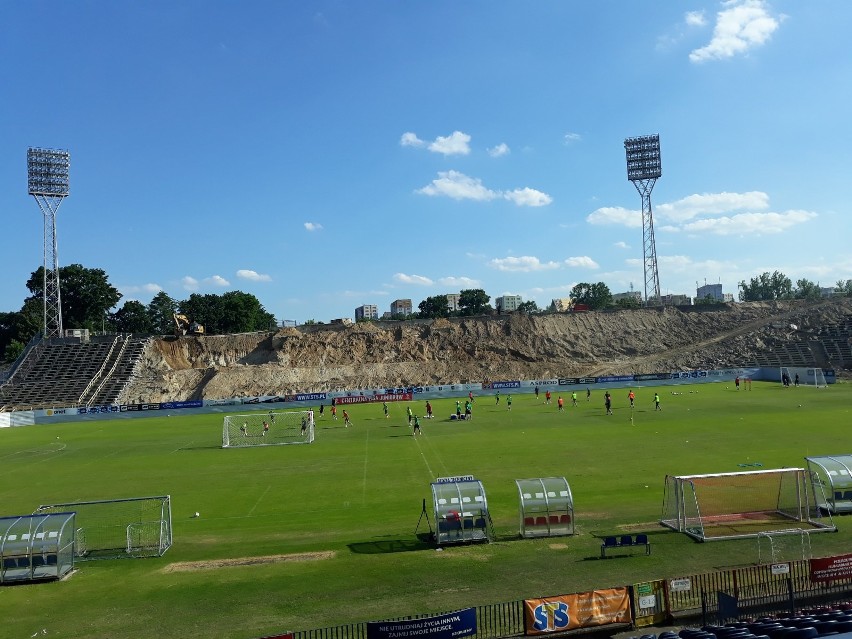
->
[400, 132, 424, 148]
[690, 0, 780, 63]
[488, 143, 510, 158]
[429, 131, 471, 156]
[564, 256, 599, 269]
[488, 256, 561, 272]
[304, 222, 323, 231]
[181, 276, 199, 291]
[205, 275, 230, 287]
[564, 132, 582, 144]
[503, 187, 552, 207]
[614, 241, 630, 249]
[685, 10, 707, 27]
[587, 206, 642, 228]
[656, 191, 769, 222]
[120, 283, 162, 296]
[237, 269, 272, 282]
[438, 276, 481, 288]
[417, 170, 498, 202]
[417, 171, 552, 207]
[393, 273, 433, 286]
[682, 210, 816, 235]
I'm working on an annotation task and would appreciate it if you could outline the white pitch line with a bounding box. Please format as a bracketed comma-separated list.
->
[421, 432, 451, 477]
[361, 426, 370, 506]
[171, 441, 195, 453]
[247, 485, 271, 516]
[414, 437, 435, 480]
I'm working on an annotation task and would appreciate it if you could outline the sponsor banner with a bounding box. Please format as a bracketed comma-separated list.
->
[382, 387, 422, 395]
[123, 404, 141, 412]
[160, 400, 203, 410]
[579, 377, 597, 384]
[825, 369, 836, 380]
[558, 378, 579, 386]
[482, 380, 521, 390]
[261, 395, 287, 404]
[259, 634, 293, 639]
[596, 375, 634, 384]
[633, 580, 667, 628]
[367, 608, 476, 639]
[78, 405, 120, 414]
[207, 398, 240, 407]
[436, 475, 476, 484]
[529, 379, 560, 387]
[45, 408, 69, 416]
[771, 563, 790, 575]
[337, 393, 412, 405]
[635, 373, 670, 382]
[295, 392, 327, 402]
[243, 397, 261, 404]
[810, 554, 852, 582]
[524, 588, 631, 634]
[141, 403, 161, 411]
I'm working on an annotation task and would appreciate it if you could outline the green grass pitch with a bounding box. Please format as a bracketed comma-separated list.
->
[1, 381, 850, 639]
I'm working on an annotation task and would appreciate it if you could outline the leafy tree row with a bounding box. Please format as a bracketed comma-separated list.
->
[0, 264, 275, 362]
[738, 271, 851, 301]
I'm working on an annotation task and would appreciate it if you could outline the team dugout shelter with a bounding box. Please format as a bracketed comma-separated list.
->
[0, 512, 76, 584]
[806, 454, 852, 514]
[516, 477, 575, 538]
[431, 476, 492, 545]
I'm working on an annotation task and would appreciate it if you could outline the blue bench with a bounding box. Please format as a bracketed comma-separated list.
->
[600, 534, 651, 558]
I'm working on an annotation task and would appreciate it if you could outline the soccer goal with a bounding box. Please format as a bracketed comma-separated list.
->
[757, 528, 812, 564]
[34, 495, 173, 560]
[222, 410, 314, 448]
[661, 468, 836, 542]
[780, 367, 827, 388]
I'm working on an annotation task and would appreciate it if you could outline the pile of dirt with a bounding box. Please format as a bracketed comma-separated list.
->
[119, 298, 852, 403]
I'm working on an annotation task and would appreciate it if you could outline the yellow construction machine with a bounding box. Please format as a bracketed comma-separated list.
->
[173, 313, 205, 336]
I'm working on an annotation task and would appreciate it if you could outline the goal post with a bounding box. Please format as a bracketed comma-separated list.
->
[780, 366, 827, 388]
[757, 528, 812, 564]
[661, 468, 836, 541]
[222, 410, 314, 448]
[34, 495, 172, 560]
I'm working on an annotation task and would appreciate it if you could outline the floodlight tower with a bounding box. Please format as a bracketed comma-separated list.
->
[28, 147, 70, 338]
[625, 134, 662, 306]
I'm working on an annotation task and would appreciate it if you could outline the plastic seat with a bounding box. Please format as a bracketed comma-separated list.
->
[560, 514, 571, 524]
[535, 516, 547, 526]
[524, 517, 535, 527]
[620, 535, 633, 546]
[549, 515, 559, 525]
[635, 533, 649, 545]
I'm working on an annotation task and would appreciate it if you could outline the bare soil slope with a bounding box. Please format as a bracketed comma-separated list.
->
[120, 298, 852, 403]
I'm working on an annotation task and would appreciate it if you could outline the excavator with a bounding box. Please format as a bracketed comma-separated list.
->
[173, 313, 205, 336]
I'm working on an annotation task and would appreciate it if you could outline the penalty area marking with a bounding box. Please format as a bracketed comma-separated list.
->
[162, 551, 336, 572]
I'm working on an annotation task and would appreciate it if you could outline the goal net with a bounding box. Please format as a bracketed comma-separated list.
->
[223, 411, 314, 448]
[757, 528, 812, 564]
[780, 367, 827, 388]
[661, 469, 836, 541]
[34, 495, 172, 560]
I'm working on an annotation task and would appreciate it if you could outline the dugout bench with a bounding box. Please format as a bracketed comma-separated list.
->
[600, 534, 651, 558]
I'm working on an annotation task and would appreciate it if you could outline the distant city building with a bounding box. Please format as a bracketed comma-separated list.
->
[612, 291, 643, 303]
[549, 297, 573, 312]
[722, 293, 735, 303]
[445, 294, 461, 313]
[330, 317, 353, 326]
[821, 287, 838, 298]
[390, 299, 413, 316]
[381, 311, 393, 320]
[355, 304, 378, 321]
[696, 283, 723, 302]
[663, 294, 692, 306]
[495, 295, 523, 313]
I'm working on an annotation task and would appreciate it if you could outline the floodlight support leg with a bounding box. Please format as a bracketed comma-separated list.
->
[414, 498, 433, 538]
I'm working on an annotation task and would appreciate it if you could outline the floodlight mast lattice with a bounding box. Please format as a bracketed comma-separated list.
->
[27, 147, 70, 338]
[625, 135, 662, 306]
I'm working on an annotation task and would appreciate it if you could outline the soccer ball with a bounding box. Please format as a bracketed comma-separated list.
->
[194, 512, 200, 518]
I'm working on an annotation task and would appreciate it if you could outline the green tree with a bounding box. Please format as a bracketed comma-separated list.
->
[147, 291, 179, 335]
[111, 300, 154, 333]
[0, 299, 46, 361]
[220, 291, 276, 333]
[181, 293, 225, 334]
[418, 295, 450, 319]
[516, 301, 539, 314]
[26, 264, 121, 331]
[570, 282, 612, 310]
[794, 278, 822, 300]
[738, 271, 793, 301]
[458, 289, 491, 316]
[835, 279, 852, 296]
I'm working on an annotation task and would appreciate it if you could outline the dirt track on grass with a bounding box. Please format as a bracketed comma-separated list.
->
[162, 551, 336, 572]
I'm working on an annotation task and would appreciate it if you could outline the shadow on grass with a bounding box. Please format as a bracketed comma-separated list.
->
[348, 533, 434, 555]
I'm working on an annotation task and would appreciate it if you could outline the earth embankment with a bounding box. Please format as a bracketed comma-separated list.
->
[120, 298, 852, 403]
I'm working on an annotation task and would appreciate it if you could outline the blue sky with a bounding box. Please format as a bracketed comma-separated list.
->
[1, 1, 850, 323]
